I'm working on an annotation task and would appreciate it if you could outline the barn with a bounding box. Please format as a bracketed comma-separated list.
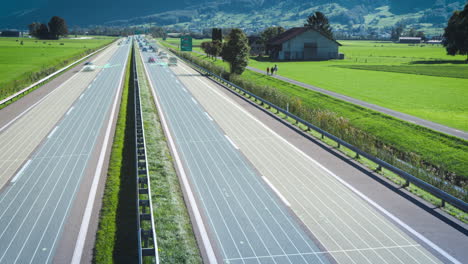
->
[399, 37, 422, 44]
[267, 27, 342, 61]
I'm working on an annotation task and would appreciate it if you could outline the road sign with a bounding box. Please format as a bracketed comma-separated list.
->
[180, 36, 192, 52]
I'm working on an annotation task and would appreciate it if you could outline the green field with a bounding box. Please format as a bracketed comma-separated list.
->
[248, 41, 468, 131]
[0, 36, 115, 100]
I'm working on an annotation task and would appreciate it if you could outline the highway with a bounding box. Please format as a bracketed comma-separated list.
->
[140, 46, 333, 263]
[144, 42, 466, 264]
[0, 39, 131, 263]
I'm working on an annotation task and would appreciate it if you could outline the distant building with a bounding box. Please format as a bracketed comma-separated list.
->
[426, 40, 442, 45]
[248, 36, 264, 56]
[0, 30, 20, 37]
[267, 27, 342, 61]
[398, 37, 422, 44]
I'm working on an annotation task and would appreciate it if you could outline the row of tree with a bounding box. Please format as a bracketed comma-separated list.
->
[28, 16, 68, 40]
[443, 3, 468, 59]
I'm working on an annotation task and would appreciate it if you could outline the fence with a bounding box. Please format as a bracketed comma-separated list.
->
[133, 43, 159, 263]
[165, 46, 467, 213]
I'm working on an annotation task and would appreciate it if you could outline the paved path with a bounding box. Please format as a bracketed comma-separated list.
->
[0, 40, 131, 263]
[190, 49, 467, 140]
[141, 48, 333, 264]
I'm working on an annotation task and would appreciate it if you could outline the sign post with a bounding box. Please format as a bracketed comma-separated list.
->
[180, 36, 193, 52]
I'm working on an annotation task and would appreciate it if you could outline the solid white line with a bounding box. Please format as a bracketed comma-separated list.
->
[225, 135, 239, 150]
[47, 126, 59, 139]
[191, 97, 198, 105]
[66, 107, 75, 116]
[71, 46, 129, 264]
[10, 160, 31, 183]
[177, 61, 462, 264]
[204, 112, 213, 121]
[262, 176, 291, 207]
[182, 88, 188, 93]
[140, 50, 218, 263]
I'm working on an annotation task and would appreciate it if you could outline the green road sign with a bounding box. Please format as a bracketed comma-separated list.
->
[180, 36, 192, 52]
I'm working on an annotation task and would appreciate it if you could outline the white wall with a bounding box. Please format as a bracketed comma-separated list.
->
[278, 30, 339, 60]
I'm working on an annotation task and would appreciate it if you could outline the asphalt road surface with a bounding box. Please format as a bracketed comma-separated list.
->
[149, 43, 466, 264]
[141, 48, 334, 264]
[0, 39, 131, 263]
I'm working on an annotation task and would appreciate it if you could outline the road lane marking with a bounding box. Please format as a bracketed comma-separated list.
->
[79, 94, 84, 100]
[177, 61, 461, 264]
[176, 80, 180, 84]
[47, 126, 59, 139]
[262, 176, 291, 207]
[205, 112, 213, 121]
[225, 135, 239, 150]
[66, 107, 74, 116]
[191, 97, 198, 105]
[11, 160, 31, 184]
[182, 88, 187, 93]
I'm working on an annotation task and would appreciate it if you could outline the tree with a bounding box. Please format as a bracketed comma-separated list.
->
[260, 26, 285, 50]
[221, 28, 250, 75]
[48, 16, 68, 39]
[212, 28, 222, 42]
[201, 41, 213, 57]
[211, 40, 223, 60]
[391, 24, 404, 41]
[37, 23, 50, 39]
[443, 3, 468, 60]
[305, 11, 333, 39]
[149, 26, 167, 38]
[28, 22, 40, 38]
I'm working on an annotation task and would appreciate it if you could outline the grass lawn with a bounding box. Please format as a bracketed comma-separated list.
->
[248, 41, 468, 131]
[0, 36, 115, 100]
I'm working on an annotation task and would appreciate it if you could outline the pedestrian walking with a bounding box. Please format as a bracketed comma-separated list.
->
[266, 67, 270, 75]
[274, 64, 278, 75]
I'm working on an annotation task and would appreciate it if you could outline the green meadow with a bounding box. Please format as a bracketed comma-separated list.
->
[0, 36, 114, 100]
[248, 41, 468, 131]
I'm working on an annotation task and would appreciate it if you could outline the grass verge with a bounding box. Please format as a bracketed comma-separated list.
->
[93, 48, 138, 263]
[136, 47, 203, 262]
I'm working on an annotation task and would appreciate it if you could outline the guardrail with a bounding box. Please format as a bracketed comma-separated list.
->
[133, 43, 159, 263]
[0, 42, 113, 107]
[164, 45, 468, 213]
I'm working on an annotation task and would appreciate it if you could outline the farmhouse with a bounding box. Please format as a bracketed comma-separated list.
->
[399, 37, 422, 44]
[267, 27, 342, 61]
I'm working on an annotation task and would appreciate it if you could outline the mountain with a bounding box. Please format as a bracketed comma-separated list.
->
[1, 0, 465, 35]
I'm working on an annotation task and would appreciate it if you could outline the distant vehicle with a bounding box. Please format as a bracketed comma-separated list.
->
[142, 47, 148, 52]
[159, 52, 168, 59]
[168, 57, 177, 66]
[84, 61, 93, 65]
[148, 57, 155, 63]
[83, 64, 96, 72]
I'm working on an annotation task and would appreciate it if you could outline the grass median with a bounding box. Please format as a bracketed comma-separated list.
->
[135, 47, 203, 263]
[93, 49, 138, 263]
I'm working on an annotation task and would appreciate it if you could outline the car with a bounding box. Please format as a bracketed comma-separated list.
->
[142, 47, 148, 52]
[159, 52, 168, 59]
[84, 61, 93, 65]
[148, 57, 155, 63]
[83, 64, 96, 72]
[168, 57, 177, 66]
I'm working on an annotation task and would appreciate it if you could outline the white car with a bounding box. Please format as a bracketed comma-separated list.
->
[83, 62, 96, 72]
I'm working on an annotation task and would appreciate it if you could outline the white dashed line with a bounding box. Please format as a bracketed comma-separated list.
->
[47, 126, 59, 139]
[191, 97, 198, 105]
[10, 160, 31, 184]
[262, 176, 291, 207]
[66, 107, 74, 116]
[204, 112, 213, 121]
[225, 135, 239, 150]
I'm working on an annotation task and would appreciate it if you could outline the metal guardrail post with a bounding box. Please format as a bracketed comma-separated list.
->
[163, 46, 468, 213]
[133, 40, 159, 264]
